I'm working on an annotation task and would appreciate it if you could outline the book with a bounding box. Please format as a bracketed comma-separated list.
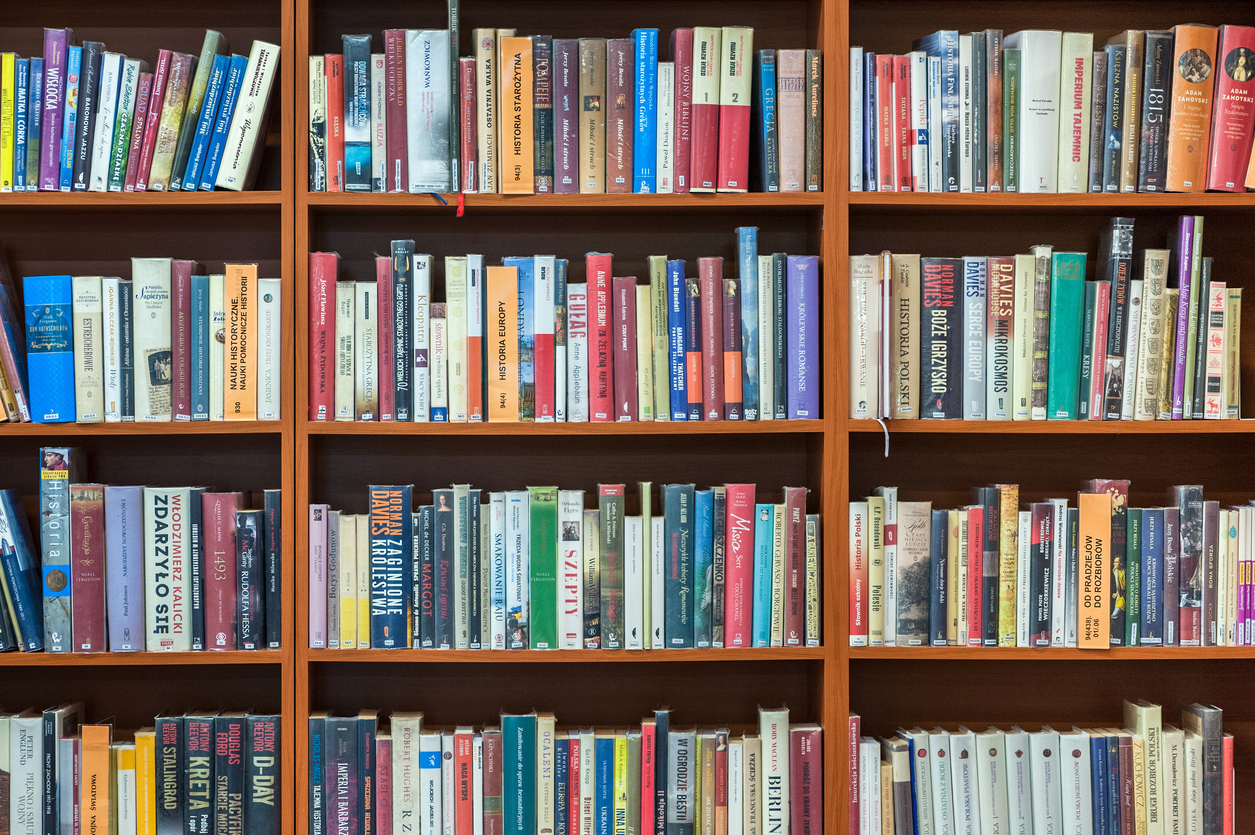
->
[1166, 25, 1219, 192]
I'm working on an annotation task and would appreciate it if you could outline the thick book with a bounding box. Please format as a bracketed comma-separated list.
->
[1003, 30, 1063, 191]
[1206, 26, 1255, 191]
[1138, 32, 1173, 192]
[23, 274, 75, 422]
[144, 487, 193, 651]
[670, 30, 694, 193]
[578, 39, 607, 193]
[1046, 252, 1087, 419]
[533, 35, 555, 193]
[715, 27, 751, 192]
[633, 29, 660, 193]
[1166, 25, 1219, 192]
[690, 27, 722, 192]
[498, 36, 533, 194]
[342, 35, 373, 192]
[104, 485, 145, 651]
[1099, 217, 1136, 419]
[0, 489, 43, 651]
[554, 40, 578, 194]
[786, 256, 819, 419]
[919, 258, 962, 418]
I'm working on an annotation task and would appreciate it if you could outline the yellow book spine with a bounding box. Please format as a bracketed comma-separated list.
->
[0, 53, 14, 192]
[613, 732, 628, 835]
[225, 264, 258, 419]
[866, 496, 885, 646]
[357, 513, 370, 647]
[499, 37, 535, 194]
[1079, 491, 1112, 648]
[1132, 735, 1148, 835]
[487, 266, 520, 420]
[701, 736, 716, 835]
[339, 514, 357, 649]
[135, 731, 157, 835]
[996, 484, 1019, 646]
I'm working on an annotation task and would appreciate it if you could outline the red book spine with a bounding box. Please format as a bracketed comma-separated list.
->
[467, 265, 484, 423]
[588, 253, 614, 422]
[690, 87, 719, 190]
[670, 29, 694, 193]
[790, 726, 823, 835]
[384, 31, 408, 193]
[698, 257, 724, 420]
[460, 58, 478, 193]
[640, 725, 655, 835]
[847, 716, 860, 835]
[534, 263, 555, 423]
[612, 275, 637, 421]
[876, 54, 895, 191]
[203, 492, 240, 650]
[456, 731, 473, 835]
[966, 505, 984, 646]
[894, 55, 912, 191]
[308, 252, 337, 421]
[136, 49, 172, 191]
[172, 260, 193, 420]
[123, 72, 153, 191]
[376, 737, 393, 835]
[685, 277, 703, 419]
[70, 484, 106, 653]
[1089, 282, 1110, 420]
[376, 256, 395, 421]
[723, 483, 756, 647]
[721, 279, 742, 419]
[326, 54, 346, 192]
[783, 485, 806, 646]
[484, 731, 503, 835]
[714, 733, 728, 831]
[716, 31, 751, 192]
[1207, 26, 1255, 191]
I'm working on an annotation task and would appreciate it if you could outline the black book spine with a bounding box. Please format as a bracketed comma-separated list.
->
[246, 715, 281, 835]
[418, 506, 435, 648]
[326, 718, 358, 835]
[970, 32, 986, 193]
[1102, 218, 1135, 420]
[263, 489, 282, 649]
[533, 35, 555, 193]
[752, 50, 779, 193]
[468, 489, 482, 648]
[0, 580, 16, 650]
[1088, 52, 1108, 193]
[237, 510, 264, 650]
[1030, 505, 1053, 647]
[41, 710, 61, 835]
[214, 716, 246, 835]
[186, 716, 216, 835]
[434, 490, 454, 648]
[71, 42, 104, 191]
[920, 257, 963, 418]
[357, 717, 376, 835]
[1137, 32, 1172, 193]
[308, 716, 326, 835]
[392, 241, 414, 422]
[119, 282, 135, 420]
[929, 509, 949, 646]
[771, 253, 787, 419]
[1078, 281, 1098, 419]
[156, 716, 186, 835]
[1190, 258, 1212, 420]
[190, 487, 206, 651]
[977, 486, 1000, 646]
[804, 49, 822, 192]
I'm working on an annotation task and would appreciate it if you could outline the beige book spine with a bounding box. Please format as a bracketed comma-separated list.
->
[890, 254, 920, 418]
[866, 495, 884, 646]
[1134, 250, 1170, 419]
[1119, 31, 1145, 192]
[131, 257, 173, 421]
[225, 263, 258, 420]
[446, 257, 468, 422]
[848, 255, 880, 418]
[1157, 289, 1179, 419]
[72, 276, 105, 423]
[338, 513, 357, 648]
[475, 30, 498, 193]
[635, 283, 654, 420]
[354, 280, 378, 420]
[1056, 33, 1094, 192]
[578, 39, 607, 193]
[1224, 288, 1241, 418]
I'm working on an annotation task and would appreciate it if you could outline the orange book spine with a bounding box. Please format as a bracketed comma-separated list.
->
[226, 264, 258, 419]
[487, 266, 519, 420]
[81, 724, 113, 835]
[500, 38, 535, 194]
[1078, 491, 1112, 648]
[1165, 25, 1219, 192]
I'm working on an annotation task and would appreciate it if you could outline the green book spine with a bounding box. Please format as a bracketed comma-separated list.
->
[501, 713, 537, 835]
[528, 486, 560, 649]
[1181, 216, 1204, 416]
[598, 484, 626, 649]
[1046, 252, 1087, 419]
[169, 30, 228, 190]
[1003, 49, 1020, 193]
[1125, 508, 1141, 646]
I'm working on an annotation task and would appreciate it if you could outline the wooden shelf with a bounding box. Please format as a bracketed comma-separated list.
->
[850, 646, 1255, 660]
[304, 419, 825, 436]
[0, 421, 284, 436]
[305, 191, 826, 210]
[847, 191, 1255, 209]
[0, 191, 284, 208]
[310, 647, 825, 663]
[848, 419, 1254, 434]
[0, 650, 284, 666]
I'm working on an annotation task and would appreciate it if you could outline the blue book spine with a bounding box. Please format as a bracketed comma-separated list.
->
[920, 31, 959, 191]
[693, 489, 714, 647]
[26, 59, 42, 192]
[595, 734, 614, 835]
[200, 55, 248, 191]
[58, 47, 82, 192]
[23, 275, 75, 422]
[502, 714, 537, 835]
[632, 29, 659, 193]
[1140, 508, 1164, 645]
[504, 257, 536, 420]
[666, 260, 688, 421]
[929, 510, 948, 646]
[370, 485, 413, 648]
[237, 509, 265, 649]
[1090, 735, 1108, 835]
[343, 35, 373, 192]
[786, 256, 819, 419]
[1105, 737, 1120, 835]
[554, 738, 570, 835]
[752, 504, 773, 647]
[103, 485, 144, 651]
[182, 54, 230, 191]
[663, 483, 695, 648]
[191, 274, 210, 419]
[14, 59, 29, 191]
[862, 53, 876, 191]
[684, 280, 702, 421]
[736, 227, 759, 420]
[0, 489, 44, 650]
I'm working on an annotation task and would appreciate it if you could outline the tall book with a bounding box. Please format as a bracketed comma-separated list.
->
[716, 28, 752, 192]
[1003, 30, 1063, 191]
[500, 37, 534, 194]
[1165, 25, 1219, 192]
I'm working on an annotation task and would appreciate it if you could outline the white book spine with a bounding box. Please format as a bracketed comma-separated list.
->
[758, 708, 789, 835]
[446, 257, 469, 422]
[850, 47, 864, 191]
[1050, 498, 1069, 647]
[72, 275, 105, 423]
[578, 731, 596, 835]
[1055, 33, 1093, 193]
[131, 258, 173, 421]
[958, 35, 973, 193]
[441, 733, 455, 835]
[929, 731, 956, 835]
[392, 716, 424, 835]
[57, 737, 74, 835]
[757, 254, 774, 420]
[1058, 729, 1094, 835]
[10, 716, 42, 835]
[1016, 510, 1031, 647]
[475, 31, 497, 193]
[405, 30, 453, 192]
[728, 739, 743, 835]
[371, 54, 387, 192]
[490, 492, 507, 650]
[651, 517, 665, 649]
[334, 282, 355, 420]
[1029, 729, 1063, 835]
[909, 51, 928, 192]
[962, 257, 987, 419]
[431, 312, 447, 418]
[536, 717, 556, 835]
[927, 57, 943, 192]
[534, 255, 556, 422]
[906, 730, 936, 835]
[117, 745, 137, 835]
[1121, 279, 1144, 421]
[257, 278, 281, 420]
[102, 277, 123, 421]
[949, 731, 979, 835]
[976, 731, 1008, 835]
[847, 255, 880, 418]
[209, 274, 226, 420]
[418, 731, 442, 835]
[1163, 729, 1183, 835]
[413, 254, 432, 420]
[657, 62, 675, 194]
[566, 283, 589, 422]
[1003, 730, 1031, 835]
[1005, 30, 1063, 192]
[862, 739, 880, 835]
[468, 254, 485, 421]
[216, 41, 280, 191]
[506, 490, 529, 649]
[143, 486, 192, 651]
[309, 56, 326, 191]
[89, 53, 123, 192]
[559, 490, 584, 649]
[355, 281, 378, 420]
[624, 515, 644, 649]
[473, 735, 484, 835]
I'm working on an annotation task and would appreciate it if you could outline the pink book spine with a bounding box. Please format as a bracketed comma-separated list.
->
[966, 506, 984, 646]
[589, 253, 614, 422]
[202, 492, 241, 650]
[778, 50, 807, 193]
[1089, 282, 1110, 420]
[640, 721, 655, 835]
[385, 30, 408, 193]
[136, 50, 173, 191]
[783, 485, 806, 646]
[723, 483, 756, 647]
[848, 503, 868, 645]
[612, 275, 637, 421]
[847, 715, 860, 835]
[308, 504, 329, 648]
[377, 736, 394, 835]
[123, 72, 154, 191]
[669, 29, 694, 193]
[460, 58, 478, 193]
[698, 257, 724, 420]
[377, 255, 396, 421]
[172, 260, 194, 421]
[308, 252, 337, 421]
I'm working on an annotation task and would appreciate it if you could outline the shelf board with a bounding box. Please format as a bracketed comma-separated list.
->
[305, 419, 825, 436]
[848, 419, 1253, 434]
[849, 646, 1255, 660]
[311, 647, 825, 663]
[0, 191, 283, 208]
[0, 421, 284, 436]
[847, 192, 1255, 209]
[0, 650, 284, 666]
[305, 191, 826, 210]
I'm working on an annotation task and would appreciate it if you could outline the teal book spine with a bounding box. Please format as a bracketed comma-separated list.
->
[752, 503, 773, 647]
[1046, 252, 1087, 419]
[662, 484, 695, 648]
[736, 226, 759, 420]
[528, 486, 559, 649]
[693, 489, 714, 647]
[23, 275, 75, 422]
[502, 713, 537, 835]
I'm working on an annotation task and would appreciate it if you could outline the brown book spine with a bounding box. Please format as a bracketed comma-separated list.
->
[612, 276, 637, 421]
[1118, 31, 1145, 192]
[606, 39, 633, 194]
[699, 258, 724, 420]
[578, 39, 607, 194]
[70, 483, 107, 653]
[986, 31, 1004, 191]
[1166, 25, 1220, 192]
[805, 50, 823, 191]
[1030, 245, 1052, 418]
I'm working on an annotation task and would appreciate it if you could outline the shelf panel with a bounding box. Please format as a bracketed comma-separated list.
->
[312, 647, 825, 663]
[0, 421, 285, 436]
[0, 650, 284, 666]
[0, 191, 284, 208]
[847, 192, 1255, 210]
[305, 419, 825, 436]
[848, 419, 1254, 435]
[850, 646, 1255, 660]
[306, 192, 826, 210]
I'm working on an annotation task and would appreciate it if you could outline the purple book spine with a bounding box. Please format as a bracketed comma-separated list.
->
[1170, 216, 1194, 419]
[1163, 506, 1180, 646]
[554, 39, 579, 194]
[40, 28, 71, 191]
[309, 504, 328, 648]
[104, 485, 145, 651]
[786, 255, 819, 419]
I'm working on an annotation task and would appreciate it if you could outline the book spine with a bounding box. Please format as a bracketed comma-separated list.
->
[200, 54, 247, 191]
[612, 276, 637, 421]
[69, 484, 106, 652]
[665, 262, 688, 421]
[377, 256, 396, 421]
[699, 259, 724, 420]
[722, 281, 742, 419]
[190, 274, 209, 420]
[1166, 25, 1219, 192]
[588, 254, 614, 422]
[787, 257, 819, 418]
[185, 716, 215, 835]
[215, 40, 279, 192]
[534, 257, 556, 421]
[155, 717, 185, 835]
[123, 71, 153, 190]
[670, 31, 693, 193]
[181, 55, 227, 191]
[685, 279, 702, 421]
[1138, 33, 1172, 192]
[39, 29, 68, 191]
[172, 261, 193, 420]
[633, 29, 659, 193]
[204, 493, 240, 650]
[246, 716, 280, 835]
[103, 485, 145, 650]
[553, 40, 578, 194]
[715, 28, 749, 192]
[238, 509, 265, 649]
[148, 53, 194, 191]
[690, 28, 721, 192]
[605, 39, 633, 193]
[534, 36, 555, 193]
